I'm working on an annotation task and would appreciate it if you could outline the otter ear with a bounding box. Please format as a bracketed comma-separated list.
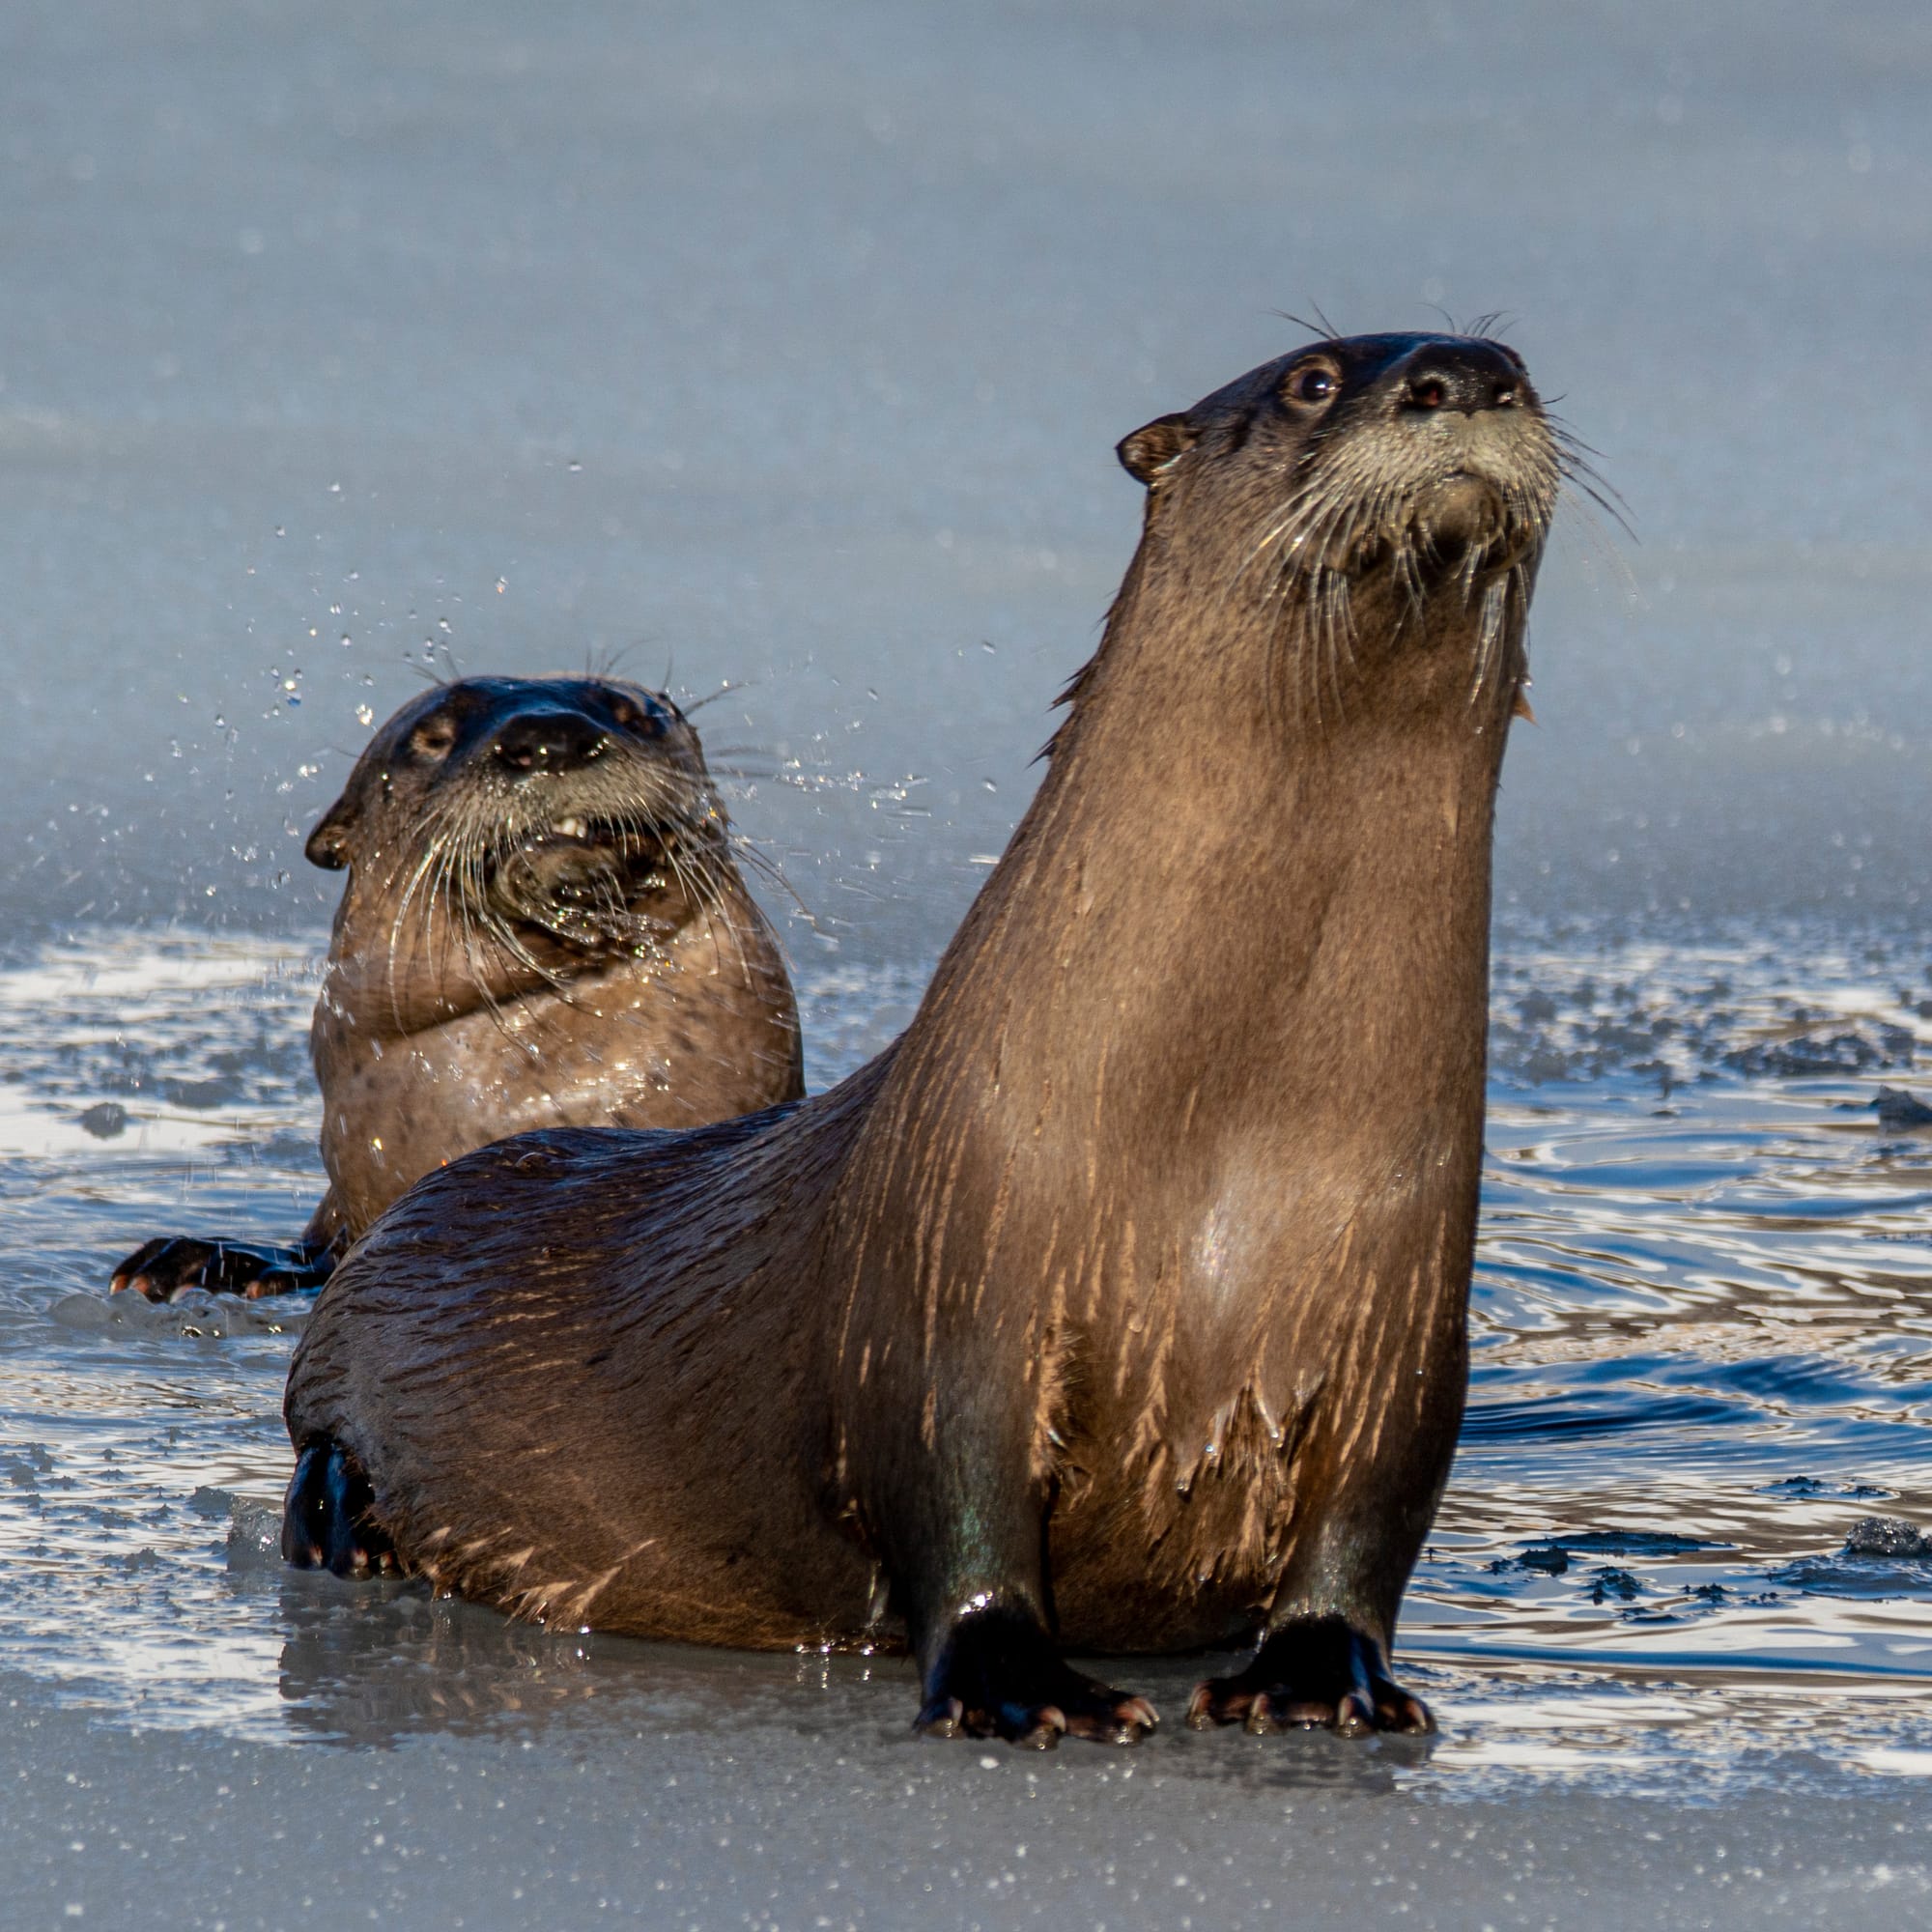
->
[304, 793, 357, 871]
[1117, 412, 1199, 487]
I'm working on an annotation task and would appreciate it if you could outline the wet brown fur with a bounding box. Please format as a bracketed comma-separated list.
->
[287, 336, 1565, 1721]
[306, 674, 803, 1241]
[116, 677, 801, 1299]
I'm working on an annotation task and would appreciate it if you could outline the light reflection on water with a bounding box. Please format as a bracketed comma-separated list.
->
[1, 925, 1931, 1793]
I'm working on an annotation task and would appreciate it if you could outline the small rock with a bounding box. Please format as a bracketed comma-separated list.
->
[1843, 1516, 1932, 1558]
[1591, 1566, 1641, 1604]
[1875, 1085, 1932, 1130]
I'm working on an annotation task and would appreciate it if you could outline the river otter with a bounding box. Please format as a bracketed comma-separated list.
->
[111, 675, 801, 1298]
[283, 333, 1566, 1747]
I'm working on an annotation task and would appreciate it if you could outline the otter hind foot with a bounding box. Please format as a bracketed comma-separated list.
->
[915, 1604, 1157, 1749]
[1187, 1616, 1433, 1738]
[281, 1439, 398, 1578]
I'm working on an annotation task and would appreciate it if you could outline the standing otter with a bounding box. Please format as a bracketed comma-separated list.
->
[284, 333, 1565, 1746]
[111, 675, 801, 1299]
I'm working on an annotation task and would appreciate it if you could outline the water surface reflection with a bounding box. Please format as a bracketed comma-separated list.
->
[1, 928, 1929, 1794]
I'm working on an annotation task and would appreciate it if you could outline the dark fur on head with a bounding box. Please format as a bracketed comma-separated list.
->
[1094, 332, 1564, 738]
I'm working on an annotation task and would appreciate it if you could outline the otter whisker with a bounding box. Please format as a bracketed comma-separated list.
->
[679, 679, 753, 715]
[1276, 486, 1364, 729]
[384, 817, 460, 1038]
[1469, 577, 1510, 706]
[447, 826, 550, 1056]
[728, 834, 817, 931]
[1548, 423, 1634, 539]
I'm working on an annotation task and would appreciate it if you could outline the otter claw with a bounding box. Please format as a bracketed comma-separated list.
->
[1190, 1617, 1433, 1739]
[916, 1603, 1154, 1747]
[916, 1696, 966, 1739]
[1015, 1713, 1064, 1751]
[281, 1439, 397, 1579]
[109, 1235, 333, 1301]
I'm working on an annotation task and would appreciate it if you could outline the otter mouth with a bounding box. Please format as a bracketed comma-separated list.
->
[1319, 475, 1519, 587]
[523, 814, 663, 859]
[1406, 470, 1512, 560]
[1306, 471, 1524, 584]
[487, 814, 693, 935]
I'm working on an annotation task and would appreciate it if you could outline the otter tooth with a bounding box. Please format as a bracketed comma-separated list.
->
[554, 816, 586, 839]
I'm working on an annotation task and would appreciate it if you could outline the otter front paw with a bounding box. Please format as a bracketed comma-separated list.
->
[917, 1603, 1157, 1749]
[111, 1236, 334, 1300]
[282, 1440, 398, 1578]
[1187, 1616, 1432, 1737]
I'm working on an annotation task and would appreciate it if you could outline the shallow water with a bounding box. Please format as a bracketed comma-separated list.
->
[6, 0, 1932, 1918]
[2, 924, 1930, 1801]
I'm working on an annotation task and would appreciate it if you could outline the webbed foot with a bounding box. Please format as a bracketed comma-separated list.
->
[915, 1603, 1157, 1748]
[1187, 1616, 1432, 1737]
[111, 1236, 335, 1300]
[281, 1439, 398, 1578]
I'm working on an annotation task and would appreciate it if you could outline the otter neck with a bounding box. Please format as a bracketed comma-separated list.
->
[892, 558, 1526, 1188]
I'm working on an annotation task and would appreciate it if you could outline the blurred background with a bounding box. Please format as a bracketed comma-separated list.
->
[1, 0, 1927, 960]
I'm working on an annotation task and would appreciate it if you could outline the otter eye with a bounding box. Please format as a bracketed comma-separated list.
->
[409, 718, 457, 762]
[612, 696, 668, 738]
[1284, 361, 1339, 407]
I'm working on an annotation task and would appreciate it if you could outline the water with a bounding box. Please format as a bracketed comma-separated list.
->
[5, 0, 1932, 1920]
[3, 923, 1931, 1802]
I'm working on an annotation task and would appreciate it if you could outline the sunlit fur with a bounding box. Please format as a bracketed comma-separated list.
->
[288, 337, 1574, 1742]
[304, 674, 802, 1239]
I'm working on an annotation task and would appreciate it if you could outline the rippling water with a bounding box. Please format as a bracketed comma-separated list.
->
[2, 923, 1929, 1794]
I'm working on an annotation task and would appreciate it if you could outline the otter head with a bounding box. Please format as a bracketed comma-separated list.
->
[1116, 332, 1568, 729]
[309, 676, 740, 1028]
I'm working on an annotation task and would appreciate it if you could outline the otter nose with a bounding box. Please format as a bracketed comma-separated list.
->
[1399, 343, 1522, 415]
[491, 708, 609, 774]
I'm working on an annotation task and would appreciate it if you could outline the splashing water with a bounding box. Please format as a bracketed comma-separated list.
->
[1, 923, 1930, 1797]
